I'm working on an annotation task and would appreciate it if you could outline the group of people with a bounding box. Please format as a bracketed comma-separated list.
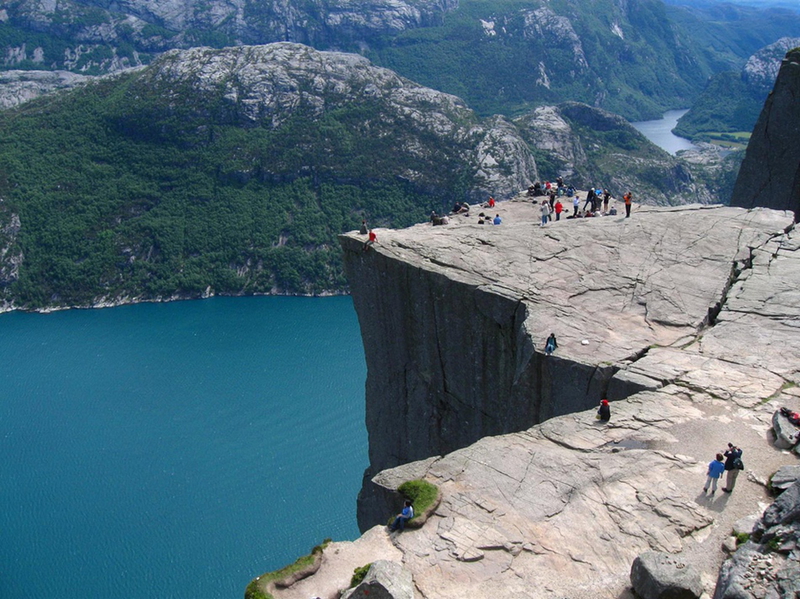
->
[704, 443, 745, 495]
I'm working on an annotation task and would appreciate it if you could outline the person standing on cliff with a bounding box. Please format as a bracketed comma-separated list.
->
[573, 194, 580, 217]
[390, 500, 414, 532]
[623, 191, 633, 218]
[703, 453, 725, 495]
[722, 443, 744, 493]
[540, 200, 551, 227]
[554, 199, 563, 221]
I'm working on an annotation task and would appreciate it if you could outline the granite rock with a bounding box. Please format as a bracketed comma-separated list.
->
[340, 560, 414, 599]
[630, 550, 703, 599]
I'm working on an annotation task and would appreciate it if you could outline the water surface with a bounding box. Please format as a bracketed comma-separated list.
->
[0, 296, 367, 599]
[631, 109, 698, 155]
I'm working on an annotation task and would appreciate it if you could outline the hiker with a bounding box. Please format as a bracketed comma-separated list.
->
[540, 200, 551, 226]
[583, 188, 595, 212]
[722, 444, 744, 492]
[487, 196, 496, 208]
[603, 189, 611, 213]
[573, 195, 580, 217]
[544, 333, 557, 355]
[359, 220, 368, 235]
[703, 453, 725, 495]
[623, 192, 633, 218]
[597, 399, 610, 422]
[390, 499, 414, 532]
[363, 229, 377, 251]
[554, 199, 563, 221]
[493, 214, 502, 225]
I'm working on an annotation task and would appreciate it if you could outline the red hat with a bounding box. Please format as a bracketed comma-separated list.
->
[601, 399, 609, 405]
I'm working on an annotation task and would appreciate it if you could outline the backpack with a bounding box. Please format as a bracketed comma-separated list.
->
[733, 457, 744, 470]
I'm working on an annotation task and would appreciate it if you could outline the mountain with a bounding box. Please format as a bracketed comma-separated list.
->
[4, 0, 800, 120]
[674, 37, 800, 143]
[0, 43, 537, 309]
[0, 43, 736, 311]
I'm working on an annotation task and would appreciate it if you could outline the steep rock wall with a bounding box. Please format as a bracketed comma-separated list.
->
[730, 48, 800, 219]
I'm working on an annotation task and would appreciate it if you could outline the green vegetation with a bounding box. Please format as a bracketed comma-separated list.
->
[398, 479, 439, 515]
[0, 65, 474, 308]
[245, 540, 331, 599]
[674, 72, 763, 141]
[350, 563, 372, 588]
[736, 532, 751, 546]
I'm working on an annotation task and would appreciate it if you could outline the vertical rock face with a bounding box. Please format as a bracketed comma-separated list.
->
[341, 201, 792, 529]
[730, 48, 800, 220]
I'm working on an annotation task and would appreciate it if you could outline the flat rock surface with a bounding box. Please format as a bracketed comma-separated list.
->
[351, 201, 792, 366]
[296, 204, 799, 599]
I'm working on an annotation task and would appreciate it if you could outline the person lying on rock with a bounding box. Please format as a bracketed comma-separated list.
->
[390, 500, 414, 532]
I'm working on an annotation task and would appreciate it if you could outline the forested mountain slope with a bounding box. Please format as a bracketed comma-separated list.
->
[0, 43, 536, 308]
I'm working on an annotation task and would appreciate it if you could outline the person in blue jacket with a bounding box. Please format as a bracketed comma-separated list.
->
[703, 453, 725, 494]
[390, 500, 414, 532]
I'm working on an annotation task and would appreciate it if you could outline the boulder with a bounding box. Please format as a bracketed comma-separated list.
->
[772, 410, 799, 449]
[771, 465, 800, 492]
[630, 551, 703, 599]
[340, 560, 414, 599]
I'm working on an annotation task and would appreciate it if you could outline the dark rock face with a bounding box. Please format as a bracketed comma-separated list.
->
[630, 551, 703, 599]
[730, 49, 800, 220]
[714, 480, 800, 599]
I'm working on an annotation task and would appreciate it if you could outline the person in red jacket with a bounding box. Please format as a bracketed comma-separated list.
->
[554, 199, 563, 221]
[363, 229, 377, 251]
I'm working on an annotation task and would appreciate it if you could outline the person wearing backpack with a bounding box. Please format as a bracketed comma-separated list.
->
[722, 443, 744, 492]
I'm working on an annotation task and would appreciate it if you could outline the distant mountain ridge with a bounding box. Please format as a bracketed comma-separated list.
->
[3, 0, 800, 120]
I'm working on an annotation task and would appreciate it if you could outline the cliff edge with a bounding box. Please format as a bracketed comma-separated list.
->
[259, 201, 800, 599]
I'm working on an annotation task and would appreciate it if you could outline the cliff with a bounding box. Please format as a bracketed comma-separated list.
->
[730, 48, 800, 220]
[258, 201, 800, 599]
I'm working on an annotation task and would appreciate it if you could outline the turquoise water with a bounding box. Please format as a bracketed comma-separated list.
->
[0, 296, 368, 599]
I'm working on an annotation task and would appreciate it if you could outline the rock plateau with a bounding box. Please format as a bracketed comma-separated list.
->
[272, 199, 800, 599]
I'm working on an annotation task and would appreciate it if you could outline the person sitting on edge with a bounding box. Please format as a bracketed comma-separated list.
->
[390, 500, 414, 532]
[493, 214, 502, 225]
[544, 333, 557, 355]
[488, 196, 496, 208]
[359, 220, 368, 235]
[597, 399, 611, 421]
[363, 229, 377, 251]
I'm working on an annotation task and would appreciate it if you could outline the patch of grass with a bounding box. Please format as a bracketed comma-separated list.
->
[736, 532, 750, 545]
[398, 479, 439, 514]
[350, 563, 372, 588]
[245, 539, 332, 599]
[762, 381, 799, 404]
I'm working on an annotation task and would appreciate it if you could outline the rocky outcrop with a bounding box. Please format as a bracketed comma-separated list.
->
[0, 70, 92, 109]
[340, 560, 414, 599]
[275, 202, 800, 599]
[630, 551, 703, 599]
[730, 48, 800, 219]
[340, 201, 796, 529]
[127, 43, 536, 201]
[713, 480, 800, 599]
